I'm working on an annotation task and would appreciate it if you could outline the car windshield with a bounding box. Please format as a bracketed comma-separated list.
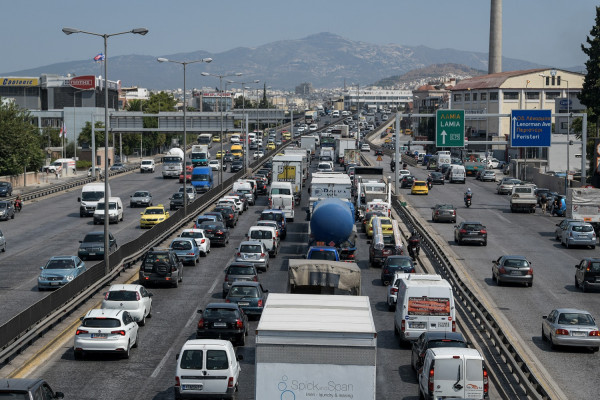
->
[133, 192, 149, 197]
[46, 259, 75, 269]
[0, 183, 8, 187]
[228, 265, 255, 275]
[106, 291, 138, 301]
[144, 209, 164, 215]
[96, 202, 117, 210]
[572, 224, 593, 232]
[229, 286, 259, 297]
[83, 234, 104, 242]
[181, 231, 203, 239]
[192, 174, 210, 181]
[240, 244, 262, 253]
[81, 191, 104, 201]
[171, 240, 192, 250]
[141, 161, 152, 165]
[82, 318, 121, 328]
[309, 250, 337, 261]
[557, 313, 595, 326]
[172, 193, 184, 199]
[204, 308, 237, 319]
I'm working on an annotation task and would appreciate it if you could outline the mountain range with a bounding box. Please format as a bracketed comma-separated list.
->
[3, 32, 549, 90]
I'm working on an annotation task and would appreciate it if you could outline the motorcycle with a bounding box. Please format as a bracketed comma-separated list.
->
[14, 200, 22, 213]
[465, 194, 472, 208]
[222, 164, 227, 171]
[427, 178, 433, 190]
[407, 237, 420, 261]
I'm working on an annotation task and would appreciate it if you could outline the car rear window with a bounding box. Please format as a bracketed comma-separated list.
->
[82, 318, 121, 328]
[205, 308, 237, 319]
[250, 230, 272, 240]
[229, 286, 259, 297]
[180, 350, 203, 369]
[308, 250, 337, 261]
[240, 244, 262, 253]
[463, 224, 483, 231]
[427, 340, 468, 350]
[181, 231, 202, 239]
[106, 291, 138, 301]
[228, 265, 255, 275]
[504, 259, 529, 268]
[172, 240, 192, 250]
[46, 259, 75, 269]
[558, 313, 595, 325]
[572, 224, 593, 232]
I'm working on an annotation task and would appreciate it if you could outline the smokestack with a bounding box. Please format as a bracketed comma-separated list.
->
[488, 0, 502, 74]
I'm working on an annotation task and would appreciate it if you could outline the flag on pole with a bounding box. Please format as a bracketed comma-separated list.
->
[93, 53, 105, 62]
[59, 123, 66, 137]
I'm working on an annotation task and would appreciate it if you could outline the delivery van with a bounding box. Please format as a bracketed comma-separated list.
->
[230, 144, 243, 157]
[270, 194, 294, 222]
[78, 182, 111, 217]
[393, 274, 456, 342]
[268, 181, 293, 200]
[418, 347, 488, 400]
[448, 165, 466, 184]
[93, 197, 124, 224]
[247, 225, 279, 257]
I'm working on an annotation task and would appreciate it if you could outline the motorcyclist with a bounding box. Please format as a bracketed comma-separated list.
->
[407, 230, 420, 259]
[14, 195, 22, 212]
[464, 188, 473, 202]
[426, 173, 433, 188]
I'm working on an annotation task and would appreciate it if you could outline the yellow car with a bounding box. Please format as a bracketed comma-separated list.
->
[140, 205, 170, 228]
[411, 180, 429, 195]
[366, 216, 393, 238]
[212, 135, 220, 142]
[267, 142, 276, 150]
[282, 132, 291, 141]
[215, 151, 224, 159]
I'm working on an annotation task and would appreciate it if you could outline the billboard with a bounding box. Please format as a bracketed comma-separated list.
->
[408, 297, 451, 316]
[69, 75, 96, 90]
[0, 77, 38, 86]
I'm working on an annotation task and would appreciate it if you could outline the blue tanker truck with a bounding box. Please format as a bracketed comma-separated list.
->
[309, 198, 357, 261]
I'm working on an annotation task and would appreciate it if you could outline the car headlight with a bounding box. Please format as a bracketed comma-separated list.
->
[38, 276, 44, 281]
[66, 275, 74, 281]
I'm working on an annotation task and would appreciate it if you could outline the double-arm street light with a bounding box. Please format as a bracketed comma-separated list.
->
[201, 72, 242, 185]
[63, 26, 148, 276]
[228, 79, 259, 170]
[158, 57, 213, 216]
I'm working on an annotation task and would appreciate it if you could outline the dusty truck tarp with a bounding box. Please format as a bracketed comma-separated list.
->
[288, 259, 361, 295]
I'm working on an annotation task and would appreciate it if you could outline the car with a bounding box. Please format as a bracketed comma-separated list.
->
[208, 159, 221, 171]
[259, 210, 287, 240]
[180, 229, 211, 256]
[138, 248, 184, 288]
[542, 308, 600, 351]
[385, 269, 419, 311]
[317, 161, 334, 172]
[101, 284, 153, 326]
[574, 258, 600, 292]
[230, 135, 241, 144]
[194, 214, 218, 228]
[410, 331, 469, 371]
[492, 255, 533, 287]
[179, 166, 192, 183]
[169, 192, 190, 211]
[140, 205, 170, 229]
[109, 162, 126, 172]
[178, 186, 196, 202]
[73, 308, 139, 359]
[0, 229, 5, 253]
[38, 256, 86, 290]
[429, 171, 445, 185]
[235, 241, 269, 271]
[374, 149, 384, 156]
[497, 177, 522, 194]
[0, 379, 64, 399]
[225, 281, 268, 318]
[87, 166, 104, 177]
[366, 216, 393, 238]
[439, 163, 452, 175]
[213, 205, 238, 228]
[560, 221, 597, 249]
[222, 262, 259, 298]
[360, 143, 371, 152]
[266, 142, 276, 150]
[227, 192, 249, 211]
[197, 221, 229, 246]
[381, 255, 415, 286]
[212, 135, 221, 142]
[215, 150, 225, 159]
[454, 221, 487, 246]
[130, 190, 152, 208]
[169, 237, 201, 266]
[0, 200, 15, 221]
[431, 204, 457, 223]
[78, 231, 117, 260]
[195, 303, 249, 346]
[411, 180, 429, 195]
[554, 218, 583, 240]
[478, 169, 497, 182]
[400, 175, 416, 188]
[223, 153, 234, 163]
[305, 246, 340, 261]
[140, 159, 155, 173]
[253, 150, 264, 159]
[219, 196, 244, 214]
[230, 160, 244, 172]
[0, 181, 12, 197]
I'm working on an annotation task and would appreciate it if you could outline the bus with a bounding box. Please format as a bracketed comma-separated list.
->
[197, 133, 213, 148]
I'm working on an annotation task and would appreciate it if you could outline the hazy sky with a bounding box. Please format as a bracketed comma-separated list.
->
[0, 0, 596, 73]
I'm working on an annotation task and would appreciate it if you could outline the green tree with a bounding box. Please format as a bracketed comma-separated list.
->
[0, 101, 44, 175]
[579, 6, 600, 135]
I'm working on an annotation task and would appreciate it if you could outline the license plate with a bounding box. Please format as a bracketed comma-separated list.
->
[410, 322, 426, 329]
[238, 302, 249, 306]
[572, 331, 586, 337]
[438, 322, 450, 327]
[510, 270, 522, 275]
[88, 253, 96, 256]
[91, 333, 107, 339]
[214, 322, 227, 327]
[51, 282, 60, 286]
[182, 385, 202, 391]
[469, 232, 479, 235]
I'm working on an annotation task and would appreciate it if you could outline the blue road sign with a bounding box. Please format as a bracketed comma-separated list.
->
[510, 110, 552, 147]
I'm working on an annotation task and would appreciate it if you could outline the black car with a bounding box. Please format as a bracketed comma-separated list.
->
[138, 248, 184, 288]
[257, 168, 272, 183]
[400, 175, 416, 188]
[374, 149, 384, 156]
[0, 181, 13, 197]
[252, 176, 268, 195]
[204, 211, 225, 224]
[77, 231, 117, 260]
[439, 163, 451, 175]
[213, 205, 238, 228]
[198, 221, 229, 246]
[196, 303, 249, 346]
[430, 172, 445, 185]
[381, 256, 415, 285]
[230, 160, 244, 173]
[454, 221, 488, 246]
[169, 192, 189, 211]
[410, 332, 468, 371]
[575, 258, 600, 292]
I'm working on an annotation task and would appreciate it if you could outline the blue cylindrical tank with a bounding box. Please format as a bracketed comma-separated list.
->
[310, 198, 354, 245]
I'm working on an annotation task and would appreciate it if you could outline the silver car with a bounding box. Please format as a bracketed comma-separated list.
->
[497, 178, 521, 195]
[542, 308, 600, 351]
[235, 241, 269, 272]
[560, 221, 597, 249]
[179, 186, 196, 202]
[130, 191, 153, 208]
[0, 229, 5, 252]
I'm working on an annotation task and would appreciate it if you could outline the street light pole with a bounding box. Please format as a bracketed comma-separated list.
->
[63, 26, 148, 276]
[158, 57, 213, 216]
[565, 78, 570, 196]
[228, 80, 260, 172]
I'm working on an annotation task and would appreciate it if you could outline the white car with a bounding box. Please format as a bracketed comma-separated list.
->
[179, 229, 211, 256]
[179, 186, 196, 202]
[101, 284, 153, 325]
[73, 308, 139, 359]
[218, 197, 243, 214]
[230, 135, 241, 144]
[297, 126, 306, 133]
[398, 169, 411, 179]
[317, 162, 334, 172]
[309, 124, 318, 131]
[253, 151, 264, 159]
[361, 143, 371, 152]
[208, 159, 221, 171]
[386, 272, 412, 311]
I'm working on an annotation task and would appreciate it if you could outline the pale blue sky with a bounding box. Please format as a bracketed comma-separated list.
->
[0, 0, 596, 73]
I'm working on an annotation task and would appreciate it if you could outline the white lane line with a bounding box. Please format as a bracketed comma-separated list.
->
[491, 210, 511, 224]
[207, 276, 219, 295]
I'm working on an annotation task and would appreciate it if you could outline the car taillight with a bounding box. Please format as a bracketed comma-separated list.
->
[187, 252, 195, 256]
[237, 252, 241, 257]
[528, 268, 533, 275]
[175, 376, 181, 387]
[136, 292, 140, 301]
[235, 319, 243, 329]
[499, 267, 506, 274]
[480, 229, 487, 234]
[228, 377, 234, 388]
[589, 331, 600, 336]
[111, 330, 126, 336]
[401, 320, 406, 332]
[261, 253, 265, 257]
[76, 329, 88, 335]
[225, 299, 230, 303]
[483, 368, 489, 395]
[197, 318, 204, 329]
[428, 368, 434, 392]
[452, 211, 456, 215]
[229, 214, 234, 219]
[452, 320, 456, 332]
[216, 230, 223, 235]
[555, 329, 569, 335]
[391, 287, 398, 294]
[258, 299, 263, 307]
[459, 229, 467, 234]
[435, 211, 440, 215]
[104, 292, 109, 300]
[253, 276, 258, 281]
[201, 239, 206, 244]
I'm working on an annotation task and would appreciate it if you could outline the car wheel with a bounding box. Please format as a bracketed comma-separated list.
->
[575, 277, 580, 288]
[238, 333, 246, 347]
[582, 282, 587, 293]
[591, 245, 596, 250]
[526, 281, 533, 287]
[388, 301, 395, 312]
[497, 276, 502, 286]
[483, 240, 487, 246]
[173, 277, 179, 288]
[549, 334, 557, 350]
[592, 346, 599, 352]
[541, 326, 547, 341]
[139, 313, 146, 326]
[222, 291, 227, 299]
[10, 213, 14, 219]
[492, 272, 496, 282]
[565, 240, 570, 249]
[394, 323, 399, 336]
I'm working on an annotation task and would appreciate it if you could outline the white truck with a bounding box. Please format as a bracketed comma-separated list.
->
[510, 184, 537, 213]
[255, 293, 377, 400]
[336, 138, 356, 165]
[78, 182, 111, 217]
[566, 187, 600, 223]
[283, 148, 309, 181]
[300, 135, 318, 159]
[309, 172, 352, 210]
[272, 154, 303, 203]
[162, 147, 185, 179]
[331, 124, 349, 138]
[435, 151, 451, 167]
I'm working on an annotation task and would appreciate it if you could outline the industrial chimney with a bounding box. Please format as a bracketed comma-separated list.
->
[488, 0, 502, 74]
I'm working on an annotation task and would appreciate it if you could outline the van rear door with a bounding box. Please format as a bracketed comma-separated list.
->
[431, 356, 485, 399]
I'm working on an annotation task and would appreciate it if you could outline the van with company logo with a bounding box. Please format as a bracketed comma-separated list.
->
[393, 274, 456, 343]
[418, 347, 488, 400]
[45, 158, 76, 174]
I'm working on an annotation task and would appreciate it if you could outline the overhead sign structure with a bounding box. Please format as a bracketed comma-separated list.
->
[510, 110, 551, 147]
[69, 75, 95, 90]
[436, 110, 465, 147]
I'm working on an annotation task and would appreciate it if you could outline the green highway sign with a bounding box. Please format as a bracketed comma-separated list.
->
[436, 110, 465, 147]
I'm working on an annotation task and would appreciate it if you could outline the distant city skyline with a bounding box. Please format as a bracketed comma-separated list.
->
[0, 0, 596, 74]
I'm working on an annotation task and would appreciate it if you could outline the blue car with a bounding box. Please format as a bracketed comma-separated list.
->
[38, 256, 86, 290]
[305, 246, 340, 261]
[225, 281, 268, 318]
[169, 238, 200, 266]
[260, 209, 288, 240]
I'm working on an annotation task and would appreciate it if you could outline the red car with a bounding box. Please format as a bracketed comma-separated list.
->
[179, 165, 193, 183]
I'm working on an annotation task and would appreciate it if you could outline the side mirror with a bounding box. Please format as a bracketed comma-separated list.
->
[77, 197, 81, 202]
[575, 264, 579, 268]
[40, 266, 44, 270]
[264, 289, 269, 293]
[140, 212, 144, 215]
[79, 240, 83, 243]
[197, 310, 203, 314]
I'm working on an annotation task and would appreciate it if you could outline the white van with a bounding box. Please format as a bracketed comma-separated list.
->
[247, 225, 279, 257]
[45, 158, 75, 174]
[232, 180, 254, 205]
[332, 110, 340, 118]
[393, 274, 456, 342]
[271, 194, 294, 222]
[78, 182, 111, 217]
[418, 347, 488, 400]
[268, 181, 293, 200]
[93, 197, 124, 224]
[174, 339, 243, 399]
[449, 165, 466, 184]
